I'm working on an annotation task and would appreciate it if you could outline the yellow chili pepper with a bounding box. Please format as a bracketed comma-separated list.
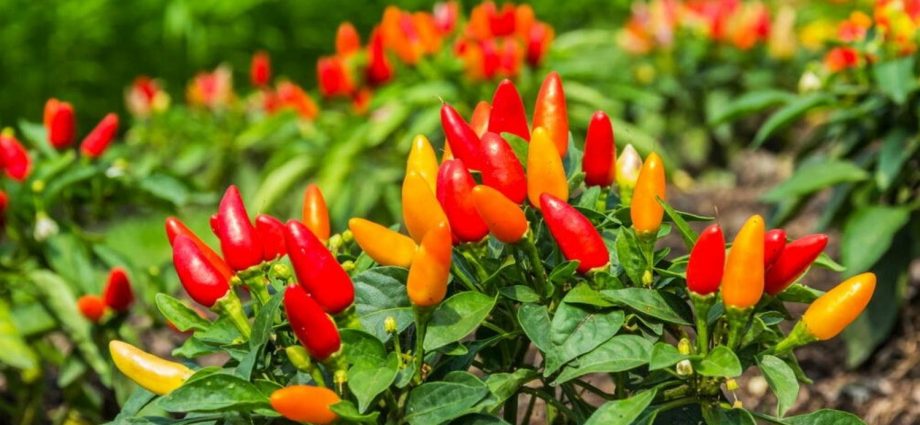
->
[471, 185, 529, 244]
[526, 126, 568, 208]
[406, 134, 439, 193]
[270, 385, 340, 425]
[348, 218, 417, 267]
[630, 152, 665, 236]
[407, 221, 452, 307]
[402, 171, 448, 243]
[802, 273, 876, 340]
[302, 183, 330, 242]
[721, 215, 765, 309]
[109, 340, 193, 395]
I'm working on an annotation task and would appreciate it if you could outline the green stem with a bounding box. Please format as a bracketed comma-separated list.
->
[521, 387, 578, 423]
[691, 294, 715, 355]
[652, 396, 695, 413]
[614, 372, 627, 399]
[519, 233, 550, 300]
[595, 187, 609, 212]
[413, 307, 432, 384]
[213, 291, 251, 340]
[724, 306, 749, 350]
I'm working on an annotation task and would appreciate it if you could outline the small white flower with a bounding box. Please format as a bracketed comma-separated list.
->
[799, 71, 822, 93]
[34, 212, 59, 241]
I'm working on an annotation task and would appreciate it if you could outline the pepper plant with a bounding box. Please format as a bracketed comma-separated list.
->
[110, 74, 873, 424]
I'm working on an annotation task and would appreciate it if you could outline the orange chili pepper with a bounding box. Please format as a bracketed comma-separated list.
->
[302, 184, 330, 242]
[270, 385, 340, 425]
[532, 71, 569, 156]
[526, 126, 568, 208]
[470, 100, 492, 137]
[77, 295, 106, 323]
[348, 218, 417, 268]
[721, 215, 765, 309]
[801, 273, 875, 340]
[402, 171, 448, 243]
[630, 152, 666, 236]
[407, 221, 452, 307]
[471, 185, 529, 244]
[406, 135, 439, 193]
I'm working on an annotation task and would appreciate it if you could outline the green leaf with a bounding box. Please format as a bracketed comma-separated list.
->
[876, 130, 919, 191]
[649, 342, 688, 371]
[110, 388, 156, 423]
[518, 304, 552, 353]
[425, 292, 497, 351]
[695, 346, 742, 377]
[784, 409, 865, 425]
[353, 267, 413, 341]
[481, 369, 538, 410]
[777, 283, 825, 303]
[812, 252, 845, 273]
[702, 406, 756, 425]
[340, 329, 399, 412]
[498, 285, 541, 303]
[236, 291, 283, 379]
[252, 156, 313, 213]
[0, 300, 38, 370]
[502, 133, 529, 167]
[555, 335, 652, 384]
[137, 172, 191, 207]
[563, 284, 615, 308]
[584, 390, 657, 425]
[872, 56, 916, 105]
[159, 373, 268, 412]
[658, 199, 697, 250]
[753, 94, 831, 147]
[707, 90, 796, 126]
[841, 206, 910, 275]
[762, 159, 869, 202]
[405, 372, 489, 425]
[330, 400, 380, 423]
[602, 288, 692, 325]
[544, 303, 625, 376]
[758, 355, 799, 417]
[156, 294, 210, 332]
[615, 229, 647, 286]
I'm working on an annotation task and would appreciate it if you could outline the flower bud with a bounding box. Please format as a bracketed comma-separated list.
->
[616, 144, 642, 203]
[384, 316, 398, 334]
[676, 359, 693, 377]
[678, 338, 691, 355]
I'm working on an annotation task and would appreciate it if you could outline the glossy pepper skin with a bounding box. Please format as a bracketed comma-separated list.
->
[103, 267, 134, 312]
[250, 51, 271, 87]
[109, 341, 193, 396]
[44, 98, 76, 149]
[526, 127, 568, 208]
[406, 135, 440, 193]
[0, 131, 32, 181]
[407, 221, 452, 307]
[763, 229, 787, 268]
[801, 273, 875, 340]
[721, 215, 765, 309]
[686, 224, 725, 296]
[402, 171, 448, 243]
[470, 101, 491, 137]
[255, 214, 287, 261]
[214, 186, 263, 271]
[348, 218, 417, 267]
[172, 235, 232, 308]
[471, 185, 528, 244]
[440, 103, 484, 170]
[540, 193, 609, 274]
[270, 385, 340, 425]
[285, 220, 354, 315]
[283, 284, 341, 360]
[532, 72, 569, 155]
[582, 111, 616, 187]
[437, 159, 489, 244]
[165, 217, 234, 280]
[630, 152, 666, 236]
[77, 295, 106, 323]
[764, 234, 828, 295]
[302, 184, 331, 242]
[488, 79, 530, 141]
[80, 113, 119, 158]
[480, 132, 527, 204]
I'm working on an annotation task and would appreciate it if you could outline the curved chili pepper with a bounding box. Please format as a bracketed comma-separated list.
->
[77, 295, 105, 323]
[302, 184, 331, 242]
[470, 101, 491, 137]
[285, 220, 354, 315]
[763, 229, 787, 269]
[764, 234, 828, 295]
[367, 27, 393, 86]
[471, 185, 528, 244]
[109, 340, 193, 396]
[480, 132, 527, 204]
[440, 103, 484, 170]
[255, 214, 287, 261]
[80, 113, 119, 158]
[348, 218, 417, 267]
[102, 267, 133, 312]
[437, 159, 488, 244]
[686, 224, 725, 296]
[540, 193, 609, 274]
[801, 272, 875, 340]
[582, 111, 616, 187]
[488, 79, 529, 141]
[336, 22, 361, 56]
[165, 216, 234, 280]
[532, 72, 568, 155]
[172, 235, 232, 308]
[44, 98, 76, 149]
[527, 127, 568, 208]
[250, 51, 271, 87]
[630, 152, 666, 236]
[214, 185, 262, 271]
[406, 135, 439, 193]
[402, 171, 448, 243]
[0, 131, 32, 181]
[721, 215, 765, 309]
[270, 385, 340, 425]
[407, 221, 452, 307]
[283, 284, 341, 360]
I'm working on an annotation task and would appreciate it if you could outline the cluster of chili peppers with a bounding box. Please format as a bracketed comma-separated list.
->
[822, 1, 920, 73]
[77, 268, 135, 323]
[44, 98, 122, 158]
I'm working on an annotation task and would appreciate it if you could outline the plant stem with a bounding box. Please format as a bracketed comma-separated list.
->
[521, 387, 578, 423]
[519, 233, 550, 300]
[413, 308, 432, 384]
[691, 294, 715, 355]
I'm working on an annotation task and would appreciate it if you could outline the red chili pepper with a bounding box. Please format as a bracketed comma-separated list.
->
[77, 295, 106, 323]
[367, 27, 393, 86]
[437, 159, 489, 244]
[103, 267, 134, 312]
[763, 229, 786, 269]
[540, 193, 609, 274]
[44, 98, 76, 149]
[686, 224, 725, 296]
[582, 111, 616, 187]
[302, 184, 331, 242]
[336, 22, 361, 56]
[526, 23, 553, 67]
[488, 79, 529, 141]
[480, 132, 527, 204]
[433, 1, 459, 34]
[80, 113, 119, 158]
[172, 234, 232, 308]
[488, 3, 516, 36]
[164, 216, 234, 280]
[532, 72, 569, 155]
[0, 131, 32, 181]
[480, 39, 500, 80]
[285, 220, 354, 315]
[317, 56, 354, 98]
[250, 51, 271, 87]
[441, 103, 484, 170]
[764, 234, 828, 295]
[255, 214, 287, 261]
[214, 186, 263, 271]
[283, 284, 341, 361]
